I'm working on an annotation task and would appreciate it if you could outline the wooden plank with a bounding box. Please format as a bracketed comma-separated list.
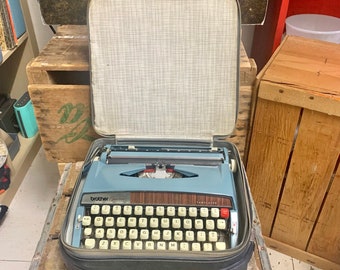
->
[307, 164, 340, 264]
[246, 98, 301, 236]
[62, 162, 83, 196]
[227, 85, 255, 162]
[259, 81, 340, 117]
[38, 239, 67, 270]
[271, 109, 340, 250]
[261, 36, 340, 100]
[265, 237, 340, 270]
[28, 84, 99, 162]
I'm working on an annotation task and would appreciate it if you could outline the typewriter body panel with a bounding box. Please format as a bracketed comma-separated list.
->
[60, 0, 254, 269]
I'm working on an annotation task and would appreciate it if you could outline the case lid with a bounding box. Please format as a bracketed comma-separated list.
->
[89, 0, 240, 144]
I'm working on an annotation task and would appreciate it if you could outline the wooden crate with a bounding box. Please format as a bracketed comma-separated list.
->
[27, 25, 257, 163]
[30, 163, 271, 270]
[247, 36, 340, 270]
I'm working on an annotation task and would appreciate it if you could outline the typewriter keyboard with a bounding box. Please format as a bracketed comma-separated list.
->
[79, 204, 232, 251]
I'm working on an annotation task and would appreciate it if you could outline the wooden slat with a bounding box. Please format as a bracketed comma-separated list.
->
[246, 98, 301, 236]
[28, 84, 99, 162]
[307, 163, 340, 264]
[258, 81, 340, 117]
[271, 109, 340, 250]
[261, 36, 340, 101]
[227, 85, 255, 162]
[38, 240, 67, 270]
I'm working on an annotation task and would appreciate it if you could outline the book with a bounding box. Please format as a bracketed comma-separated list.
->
[4, 0, 17, 44]
[0, 0, 15, 50]
[6, 0, 25, 39]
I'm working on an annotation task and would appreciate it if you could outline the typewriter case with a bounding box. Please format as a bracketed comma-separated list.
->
[60, 0, 255, 269]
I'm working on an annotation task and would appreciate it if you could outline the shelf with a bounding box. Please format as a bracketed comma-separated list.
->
[0, 133, 41, 206]
[1, 32, 28, 64]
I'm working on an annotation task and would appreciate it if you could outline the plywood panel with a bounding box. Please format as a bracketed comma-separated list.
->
[246, 98, 300, 235]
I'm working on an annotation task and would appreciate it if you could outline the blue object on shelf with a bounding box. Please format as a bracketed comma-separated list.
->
[7, 0, 26, 38]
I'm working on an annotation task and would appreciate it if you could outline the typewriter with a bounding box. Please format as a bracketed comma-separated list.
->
[60, 0, 254, 269]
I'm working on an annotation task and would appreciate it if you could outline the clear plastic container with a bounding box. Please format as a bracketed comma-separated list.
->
[285, 14, 340, 44]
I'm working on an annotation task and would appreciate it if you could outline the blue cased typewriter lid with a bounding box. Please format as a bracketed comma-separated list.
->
[88, 0, 240, 145]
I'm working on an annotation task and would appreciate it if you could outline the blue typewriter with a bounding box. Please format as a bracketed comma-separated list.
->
[60, 0, 254, 269]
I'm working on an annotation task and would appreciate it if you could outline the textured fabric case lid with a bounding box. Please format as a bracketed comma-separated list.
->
[88, 0, 240, 144]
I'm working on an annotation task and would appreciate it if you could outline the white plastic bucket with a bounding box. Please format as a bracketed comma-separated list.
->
[286, 14, 340, 43]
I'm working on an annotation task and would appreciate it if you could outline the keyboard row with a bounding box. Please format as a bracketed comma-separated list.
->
[84, 239, 228, 251]
[82, 216, 228, 230]
[86, 205, 230, 219]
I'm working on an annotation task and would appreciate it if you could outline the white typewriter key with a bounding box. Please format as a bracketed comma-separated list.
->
[84, 238, 96, 249]
[91, 205, 100, 215]
[133, 241, 143, 250]
[151, 230, 161, 240]
[84, 227, 92, 236]
[180, 242, 189, 251]
[145, 241, 155, 250]
[101, 205, 111, 215]
[197, 231, 206, 242]
[123, 205, 132, 215]
[174, 230, 183, 241]
[110, 240, 120, 250]
[195, 219, 204, 230]
[188, 207, 197, 217]
[99, 240, 109, 249]
[167, 206, 176, 217]
[134, 205, 143, 215]
[150, 218, 159, 228]
[178, 207, 186, 217]
[129, 229, 138, 240]
[94, 217, 103, 227]
[211, 208, 220, 218]
[163, 230, 172, 241]
[82, 216, 91, 226]
[127, 217, 137, 227]
[203, 243, 213, 251]
[117, 228, 127, 239]
[95, 228, 105, 238]
[122, 240, 132, 250]
[106, 228, 116, 239]
[183, 219, 192, 229]
[209, 231, 218, 242]
[105, 217, 114, 227]
[192, 242, 201, 251]
[112, 205, 121, 215]
[169, 242, 178, 250]
[217, 219, 226, 230]
[139, 217, 148, 228]
[156, 206, 165, 216]
[160, 218, 170, 228]
[145, 206, 154, 216]
[185, 231, 195, 242]
[172, 218, 181, 229]
[157, 241, 166, 250]
[206, 219, 215, 230]
[215, 242, 227, 251]
[200, 207, 209, 218]
[116, 217, 126, 227]
[140, 229, 149, 240]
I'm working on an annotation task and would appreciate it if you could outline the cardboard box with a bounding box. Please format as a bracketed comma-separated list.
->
[247, 36, 340, 269]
